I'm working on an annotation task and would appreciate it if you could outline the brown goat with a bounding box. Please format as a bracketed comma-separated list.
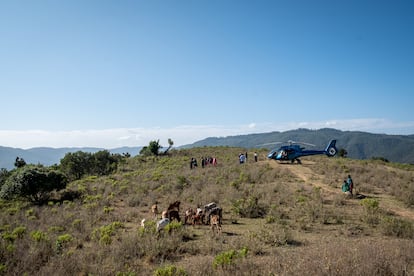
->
[168, 209, 180, 222]
[167, 201, 181, 212]
[151, 204, 159, 219]
[210, 214, 222, 234]
[184, 208, 194, 225]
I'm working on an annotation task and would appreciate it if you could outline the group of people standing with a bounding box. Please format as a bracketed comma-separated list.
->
[191, 151, 259, 168]
[190, 156, 217, 169]
[239, 152, 258, 164]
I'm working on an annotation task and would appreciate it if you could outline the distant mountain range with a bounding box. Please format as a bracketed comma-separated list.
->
[181, 128, 414, 164]
[1, 128, 414, 170]
[0, 146, 141, 170]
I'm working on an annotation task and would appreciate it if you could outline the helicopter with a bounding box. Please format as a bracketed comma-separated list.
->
[266, 140, 337, 164]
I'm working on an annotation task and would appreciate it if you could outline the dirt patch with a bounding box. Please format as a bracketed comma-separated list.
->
[266, 159, 414, 221]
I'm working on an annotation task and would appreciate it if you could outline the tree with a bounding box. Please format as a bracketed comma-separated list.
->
[91, 150, 119, 176]
[162, 138, 174, 155]
[338, 148, 348, 158]
[14, 157, 26, 168]
[0, 165, 67, 204]
[140, 139, 174, 156]
[140, 140, 162, 156]
[0, 168, 10, 188]
[60, 150, 122, 180]
[60, 151, 92, 181]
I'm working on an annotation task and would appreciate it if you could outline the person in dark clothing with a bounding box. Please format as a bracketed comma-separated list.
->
[347, 175, 354, 195]
[342, 180, 349, 193]
[239, 153, 245, 164]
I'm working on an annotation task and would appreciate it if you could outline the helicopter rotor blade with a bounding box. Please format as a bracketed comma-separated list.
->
[256, 142, 283, 147]
[300, 142, 316, 147]
[286, 140, 315, 147]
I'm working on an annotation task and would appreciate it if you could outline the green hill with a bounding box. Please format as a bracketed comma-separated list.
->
[0, 147, 413, 275]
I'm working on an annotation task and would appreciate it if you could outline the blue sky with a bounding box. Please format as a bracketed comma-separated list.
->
[1, 0, 413, 149]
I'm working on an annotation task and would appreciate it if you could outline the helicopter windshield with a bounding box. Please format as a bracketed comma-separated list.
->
[267, 149, 278, 159]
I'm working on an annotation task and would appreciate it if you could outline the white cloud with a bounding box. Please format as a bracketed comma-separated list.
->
[0, 118, 413, 149]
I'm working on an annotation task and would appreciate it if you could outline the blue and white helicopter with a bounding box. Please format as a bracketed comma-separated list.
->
[266, 140, 337, 164]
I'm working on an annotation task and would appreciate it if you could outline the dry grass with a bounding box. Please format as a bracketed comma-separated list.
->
[1, 147, 414, 275]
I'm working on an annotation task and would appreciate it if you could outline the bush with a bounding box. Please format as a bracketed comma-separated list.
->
[0, 165, 67, 204]
[231, 196, 267, 218]
[164, 221, 183, 233]
[360, 198, 380, 225]
[381, 216, 414, 239]
[153, 265, 187, 276]
[55, 234, 73, 253]
[30, 230, 48, 242]
[212, 247, 248, 270]
[93, 221, 124, 245]
[251, 224, 293, 247]
[60, 150, 122, 181]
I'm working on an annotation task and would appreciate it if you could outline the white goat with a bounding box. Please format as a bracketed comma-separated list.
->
[141, 218, 146, 228]
[156, 217, 170, 232]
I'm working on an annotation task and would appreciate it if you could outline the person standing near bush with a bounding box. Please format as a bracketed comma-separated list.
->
[347, 175, 354, 195]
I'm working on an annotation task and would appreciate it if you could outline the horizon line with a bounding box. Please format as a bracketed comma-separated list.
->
[1, 119, 414, 149]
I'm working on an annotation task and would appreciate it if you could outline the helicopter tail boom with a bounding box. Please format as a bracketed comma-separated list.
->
[325, 140, 337, 157]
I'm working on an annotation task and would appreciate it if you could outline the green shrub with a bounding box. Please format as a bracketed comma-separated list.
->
[381, 216, 414, 239]
[0, 263, 6, 274]
[138, 220, 156, 235]
[103, 206, 114, 213]
[164, 220, 183, 232]
[12, 226, 26, 238]
[25, 208, 34, 217]
[30, 230, 48, 242]
[1, 232, 17, 243]
[360, 198, 380, 225]
[116, 272, 136, 276]
[56, 233, 73, 253]
[265, 215, 277, 224]
[5, 207, 19, 215]
[231, 196, 267, 218]
[251, 224, 293, 247]
[57, 233, 73, 243]
[72, 218, 83, 231]
[175, 176, 189, 190]
[153, 265, 187, 276]
[212, 247, 249, 270]
[48, 226, 65, 233]
[93, 221, 124, 245]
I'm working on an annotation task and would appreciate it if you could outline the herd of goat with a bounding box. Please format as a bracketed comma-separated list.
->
[141, 201, 223, 234]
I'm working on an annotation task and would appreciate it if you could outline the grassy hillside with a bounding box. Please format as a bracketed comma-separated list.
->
[1, 147, 414, 275]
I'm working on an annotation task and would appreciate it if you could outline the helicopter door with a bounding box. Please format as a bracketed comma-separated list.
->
[281, 150, 288, 160]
